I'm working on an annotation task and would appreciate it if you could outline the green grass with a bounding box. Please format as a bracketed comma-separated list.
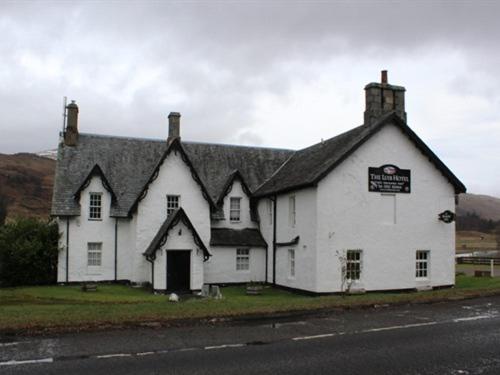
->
[2, 276, 500, 333]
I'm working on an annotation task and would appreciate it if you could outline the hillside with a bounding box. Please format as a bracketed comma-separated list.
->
[457, 193, 500, 221]
[0, 153, 56, 219]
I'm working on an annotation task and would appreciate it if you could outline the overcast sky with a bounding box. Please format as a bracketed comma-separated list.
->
[1, 0, 499, 196]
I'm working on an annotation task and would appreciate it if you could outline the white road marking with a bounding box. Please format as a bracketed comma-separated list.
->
[0, 358, 53, 366]
[136, 352, 155, 356]
[453, 315, 491, 322]
[204, 344, 245, 350]
[96, 353, 132, 359]
[361, 322, 438, 333]
[0, 342, 21, 347]
[292, 333, 337, 341]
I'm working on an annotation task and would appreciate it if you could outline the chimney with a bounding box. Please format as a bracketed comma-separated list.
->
[364, 70, 406, 126]
[64, 100, 79, 146]
[167, 112, 181, 144]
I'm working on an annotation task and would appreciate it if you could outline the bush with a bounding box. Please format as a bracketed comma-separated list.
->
[0, 218, 60, 287]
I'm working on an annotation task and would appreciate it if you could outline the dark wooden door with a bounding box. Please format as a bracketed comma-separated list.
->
[166, 251, 191, 292]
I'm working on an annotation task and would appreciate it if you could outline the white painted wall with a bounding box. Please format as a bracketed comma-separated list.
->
[315, 123, 456, 293]
[135, 150, 211, 283]
[57, 176, 117, 282]
[257, 188, 317, 291]
[152, 221, 205, 291]
[211, 180, 257, 229]
[204, 247, 266, 283]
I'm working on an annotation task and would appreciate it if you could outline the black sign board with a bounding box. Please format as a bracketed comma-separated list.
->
[368, 164, 411, 193]
[438, 210, 455, 223]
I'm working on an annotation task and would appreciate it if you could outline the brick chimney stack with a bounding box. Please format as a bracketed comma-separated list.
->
[364, 70, 406, 126]
[167, 112, 181, 145]
[64, 100, 79, 146]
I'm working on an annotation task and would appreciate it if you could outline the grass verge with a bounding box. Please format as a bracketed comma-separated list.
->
[1, 276, 500, 334]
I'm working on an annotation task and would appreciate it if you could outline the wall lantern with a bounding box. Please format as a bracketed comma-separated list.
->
[438, 210, 455, 223]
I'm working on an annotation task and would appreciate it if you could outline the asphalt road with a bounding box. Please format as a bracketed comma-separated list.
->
[2, 296, 500, 374]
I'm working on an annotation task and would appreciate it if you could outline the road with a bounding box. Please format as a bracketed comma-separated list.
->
[2, 296, 500, 374]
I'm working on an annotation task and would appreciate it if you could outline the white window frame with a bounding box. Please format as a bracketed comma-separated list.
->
[167, 195, 180, 217]
[87, 242, 102, 267]
[416, 250, 430, 279]
[267, 199, 273, 225]
[288, 249, 295, 278]
[230, 197, 241, 222]
[346, 250, 362, 281]
[289, 195, 296, 227]
[236, 248, 250, 271]
[89, 192, 102, 220]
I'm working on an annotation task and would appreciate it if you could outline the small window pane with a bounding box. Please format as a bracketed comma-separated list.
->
[236, 248, 249, 270]
[230, 198, 241, 222]
[346, 250, 361, 280]
[167, 195, 180, 217]
[88, 242, 102, 266]
[89, 193, 102, 220]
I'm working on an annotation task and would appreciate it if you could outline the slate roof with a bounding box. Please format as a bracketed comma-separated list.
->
[143, 208, 210, 260]
[254, 112, 467, 197]
[51, 134, 293, 217]
[210, 228, 267, 248]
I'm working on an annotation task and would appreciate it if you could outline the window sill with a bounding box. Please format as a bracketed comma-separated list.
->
[230, 221, 241, 224]
[88, 218, 103, 221]
[236, 269, 250, 273]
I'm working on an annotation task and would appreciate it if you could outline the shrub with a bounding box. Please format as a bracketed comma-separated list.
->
[0, 218, 59, 287]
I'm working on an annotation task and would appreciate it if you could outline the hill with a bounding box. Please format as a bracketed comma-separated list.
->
[457, 193, 500, 221]
[0, 153, 56, 220]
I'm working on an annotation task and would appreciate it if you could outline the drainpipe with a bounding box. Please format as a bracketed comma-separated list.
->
[65, 218, 69, 283]
[114, 218, 118, 281]
[272, 195, 277, 285]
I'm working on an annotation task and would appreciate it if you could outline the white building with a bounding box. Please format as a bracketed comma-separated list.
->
[52, 72, 466, 294]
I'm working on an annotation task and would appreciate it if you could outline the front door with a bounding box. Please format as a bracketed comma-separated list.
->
[166, 251, 191, 292]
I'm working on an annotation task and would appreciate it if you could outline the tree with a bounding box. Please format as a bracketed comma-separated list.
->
[0, 191, 7, 226]
[0, 218, 60, 287]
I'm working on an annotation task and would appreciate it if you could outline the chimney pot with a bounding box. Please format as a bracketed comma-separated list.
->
[64, 100, 79, 146]
[381, 70, 388, 84]
[167, 112, 181, 144]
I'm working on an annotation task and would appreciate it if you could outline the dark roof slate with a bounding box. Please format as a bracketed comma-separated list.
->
[51, 134, 293, 217]
[210, 228, 267, 248]
[254, 112, 466, 196]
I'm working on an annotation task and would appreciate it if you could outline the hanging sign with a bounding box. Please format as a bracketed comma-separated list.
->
[368, 164, 411, 193]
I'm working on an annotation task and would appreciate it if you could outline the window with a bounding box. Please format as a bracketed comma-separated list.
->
[416, 251, 429, 278]
[230, 197, 241, 222]
[167, 195, 180, 217]
[267, 199, 273, 225]
[87, 242, 102, 266]
[236, 248, 250, 271]
[288, 249, 295, 278]
[289, 196, 296, 227]
[346, 250, 362, 280]
[89, 193, 102, 220]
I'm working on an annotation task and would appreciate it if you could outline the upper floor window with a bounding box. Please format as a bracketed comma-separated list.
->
[167, 195, 180, 217]
[230, 197, 241, 222]
[89, 193, 102, 220]
[87, 242, 102, 266]
[289, 196, 296, 227]
[236, 248, 250, 271]
[346, 250, 362, 281]
[416, 250, 429, 279]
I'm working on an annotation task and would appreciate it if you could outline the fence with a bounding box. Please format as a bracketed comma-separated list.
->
[457, 257, 500, 266]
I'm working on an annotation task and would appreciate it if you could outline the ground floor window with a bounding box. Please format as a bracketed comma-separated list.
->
[288, 249, 295, 278]
[87, 242, 102, 266]
[236, 248, 250, 271]
[416, 250, 429, 278]
[346, 250, 361, 280]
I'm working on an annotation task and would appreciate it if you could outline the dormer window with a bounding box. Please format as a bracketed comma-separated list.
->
[89, 192, 102, 220]
[230, 197, 241, 222]
[167, 195, 180, 217]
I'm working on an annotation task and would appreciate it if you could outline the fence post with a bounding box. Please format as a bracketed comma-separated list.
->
[491, 259, 495, 277]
